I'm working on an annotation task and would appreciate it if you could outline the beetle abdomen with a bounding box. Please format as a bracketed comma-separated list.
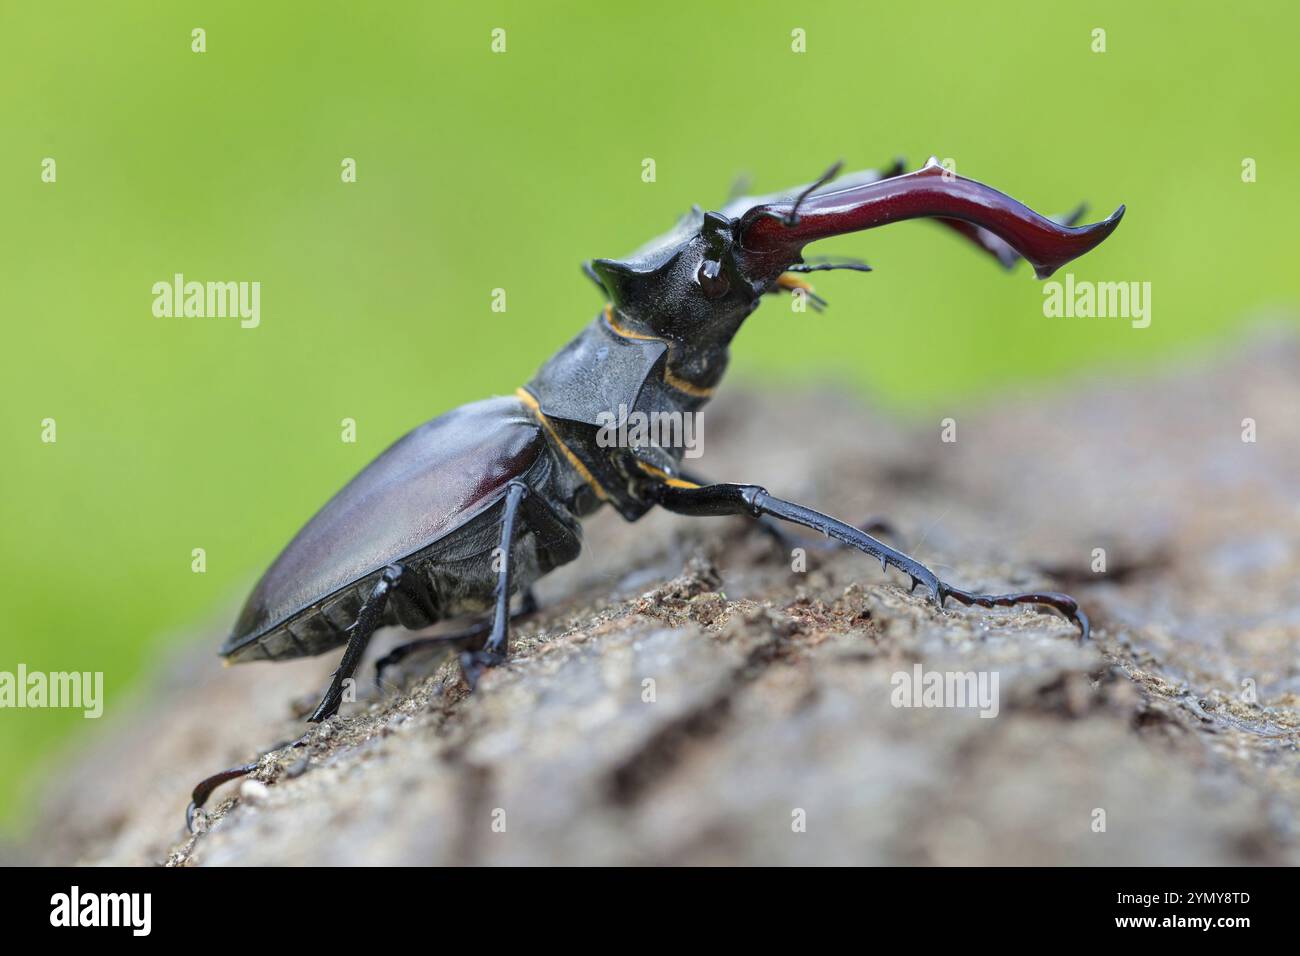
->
[221, 395, 545, 662]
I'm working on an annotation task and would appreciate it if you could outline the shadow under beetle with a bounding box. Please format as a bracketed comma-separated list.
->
[186, 157, 1124, 827]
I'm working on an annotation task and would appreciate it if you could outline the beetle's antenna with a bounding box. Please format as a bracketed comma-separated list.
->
[784, 160, 844, 226]
[786, 256, 873, 275]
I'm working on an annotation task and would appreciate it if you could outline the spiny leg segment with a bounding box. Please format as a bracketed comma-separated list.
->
[646, 480, 1089, 639]
[674, 467, 903, 555]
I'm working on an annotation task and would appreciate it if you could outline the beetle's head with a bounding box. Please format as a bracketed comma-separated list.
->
[586, 159, 1123, 382]
[587, 205, 761, 350]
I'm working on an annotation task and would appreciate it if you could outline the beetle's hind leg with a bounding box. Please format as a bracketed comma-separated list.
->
[186, 565, 436, 831]
[374, 588, 538, 690]
[186, 761, 258, 832]
[185, 731, 310, 833]
[646, 479, 1089, 641]
[307, 563, 409, 723]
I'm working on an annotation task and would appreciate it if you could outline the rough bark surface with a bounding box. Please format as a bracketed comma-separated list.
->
[25, 327, 1300, 866]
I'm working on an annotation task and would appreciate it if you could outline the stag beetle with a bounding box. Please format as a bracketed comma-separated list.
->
[186, 157, 1123, 827]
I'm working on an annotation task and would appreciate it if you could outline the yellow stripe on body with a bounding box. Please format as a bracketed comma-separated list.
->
[602, 304, 716, 398]
[602, 303, 658, 341]
[634, 460, 701, 490]
[662, 369, 714, 399]
[514, 388, 610, 502]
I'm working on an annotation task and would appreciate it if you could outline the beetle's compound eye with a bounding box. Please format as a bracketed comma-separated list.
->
[696, 259, 730, 299]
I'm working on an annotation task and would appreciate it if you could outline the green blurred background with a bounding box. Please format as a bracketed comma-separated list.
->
[2, 1, 1296, 830]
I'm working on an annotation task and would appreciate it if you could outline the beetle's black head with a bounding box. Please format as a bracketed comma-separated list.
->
[588, 206, 763, 352]
[586, 159, 1124, 386]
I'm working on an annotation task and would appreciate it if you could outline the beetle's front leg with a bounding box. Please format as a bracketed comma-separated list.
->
[645, 480, 1088, 640]
[673, 466, 904, 555]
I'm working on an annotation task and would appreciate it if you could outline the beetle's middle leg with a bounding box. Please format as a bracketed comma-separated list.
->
[645, 479, 1089, 640]
[373, 588, 538, 690]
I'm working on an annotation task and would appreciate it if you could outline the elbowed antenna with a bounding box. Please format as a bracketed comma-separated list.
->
[739, 158, 1124, 279]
